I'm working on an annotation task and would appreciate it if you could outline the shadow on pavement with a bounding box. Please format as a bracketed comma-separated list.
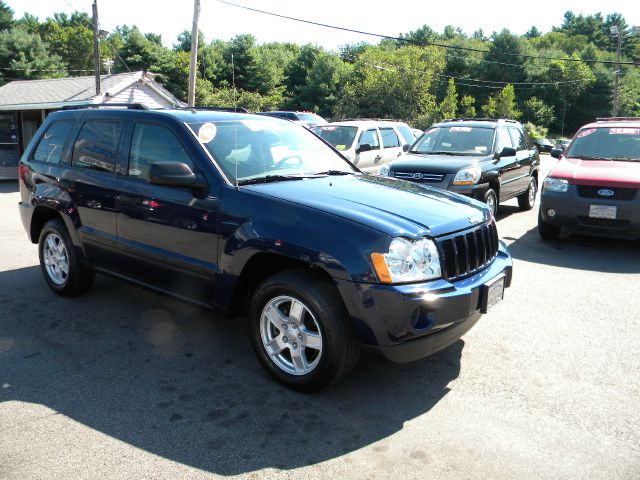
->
[0, 265, 462, 475]
[0, 180, 18, 194]
[504, 225, 640, 274]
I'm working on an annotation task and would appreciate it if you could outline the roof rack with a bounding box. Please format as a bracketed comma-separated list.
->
[440, 118, 518, 123]
[61, 103, 149, 111]
[340, 118, 405, 123]
[185, 106, 249, 113]
[595, 117, 640, 122]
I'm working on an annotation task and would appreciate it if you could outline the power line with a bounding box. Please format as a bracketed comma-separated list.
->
[216, 0, 640, 67]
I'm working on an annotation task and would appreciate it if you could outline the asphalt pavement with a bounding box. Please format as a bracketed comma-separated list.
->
[1, 157, 639, 479]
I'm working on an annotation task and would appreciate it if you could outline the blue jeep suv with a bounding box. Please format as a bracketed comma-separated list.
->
[18, 105, 512, 391]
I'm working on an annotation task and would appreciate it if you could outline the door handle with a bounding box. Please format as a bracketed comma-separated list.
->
[375, 155, 382, 161]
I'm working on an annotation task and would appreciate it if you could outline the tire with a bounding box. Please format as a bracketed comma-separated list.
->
[249, 270, 360, 392]
[484, 188, 498, 217]
[38, 219, 95, 296]
[537, 211, 561, 240]
[518, 177, 537, 211]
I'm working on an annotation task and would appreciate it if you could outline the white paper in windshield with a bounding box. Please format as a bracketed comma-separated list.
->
[198, 123, 217, 143]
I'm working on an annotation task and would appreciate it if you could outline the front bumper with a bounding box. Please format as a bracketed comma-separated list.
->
[335, 241, 512, 363]
[393, 173, 489, 202]
[540, 186, 640, 239]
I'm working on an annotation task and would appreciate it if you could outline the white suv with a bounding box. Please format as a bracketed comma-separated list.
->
[312, 120, 415, 172]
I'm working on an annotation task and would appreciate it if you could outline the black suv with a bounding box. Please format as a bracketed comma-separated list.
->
[378, 119, 540, 215]
[18, 106, 512, 391]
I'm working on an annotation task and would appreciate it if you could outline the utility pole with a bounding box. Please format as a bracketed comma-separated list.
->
[187, 0, 200, 107]
[611, 26, 621, 117]
[92, 0, 101, 96]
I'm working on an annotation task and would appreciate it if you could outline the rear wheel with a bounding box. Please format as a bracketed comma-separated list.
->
[538, 211, 561, 240]
[249, 270, 360, 392]
[518, 177, 537, 211]
[38, 219, 95, 296]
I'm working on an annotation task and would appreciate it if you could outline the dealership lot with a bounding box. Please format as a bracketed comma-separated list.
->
[1, 156, 639, 480]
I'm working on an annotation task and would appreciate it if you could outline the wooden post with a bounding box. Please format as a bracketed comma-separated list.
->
[187, 0, 200, 107]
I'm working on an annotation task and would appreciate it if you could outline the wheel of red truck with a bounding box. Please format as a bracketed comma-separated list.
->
[38, 219, 95, 296]
[518, 177, 537, 211]
[537, 210, 561, 240]
[249, 270, 360, 392]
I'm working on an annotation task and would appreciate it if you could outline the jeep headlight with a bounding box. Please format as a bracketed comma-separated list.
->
[543, 177, 569, 192]
[452, 166, 481, 185]
[371, 237, 441, 284]
[378, 164, 390, 176]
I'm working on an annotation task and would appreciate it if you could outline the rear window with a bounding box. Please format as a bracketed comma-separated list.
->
[567, 127, 640, 160]
[395, 124, 415, 145]
[380, 127, 401, 148]
[313, 125, 358, 151]
[32, 121, 75, 164]
[72, 120, 124, 172]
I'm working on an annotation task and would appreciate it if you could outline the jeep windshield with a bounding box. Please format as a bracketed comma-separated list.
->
[566, 127, 640, 161]
[410, 126, 495, 156]
[312, 125, 358, 152]
[188, 118, 356, 184]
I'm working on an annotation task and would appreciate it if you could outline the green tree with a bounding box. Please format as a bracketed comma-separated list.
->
[459, 95, 476, 117]
[494, 84, 521, 118]
[335, 44, 444, 124]
[293, 50, 352, 117]
[0, 27, 65, 82]
[438, 78, 457, 119]
[522, 97, 555, 127]
[0, 1, 13, 31]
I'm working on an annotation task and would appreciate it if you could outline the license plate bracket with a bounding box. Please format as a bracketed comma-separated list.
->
[589, 205, 617, 219]
[480, 274, 505, 314]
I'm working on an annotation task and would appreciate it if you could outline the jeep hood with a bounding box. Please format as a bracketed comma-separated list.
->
[389, 153, 489, 174]
[245, 174, 489, 238]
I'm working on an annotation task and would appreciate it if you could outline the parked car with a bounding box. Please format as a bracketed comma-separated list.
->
[539, 117, 640, 240]
[410, 127, 424, 139]
[255, 111, 327, 129]
[377, 118, 540, 216]
[554, 139, 571, 152]
[312, 120, 415, 172]
[533, 137, 554, 153]
[18, 105, 512, 391]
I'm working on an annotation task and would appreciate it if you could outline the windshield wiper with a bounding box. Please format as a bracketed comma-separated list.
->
[312, 170, 355, 176]
[237, 175, 308, 186]
[570, 155, 612, 161]
[613, 157, 640, 162]
[428, 151, 464, 156]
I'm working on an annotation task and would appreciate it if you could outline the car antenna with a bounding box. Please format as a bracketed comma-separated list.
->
[232, 53, 239, 189]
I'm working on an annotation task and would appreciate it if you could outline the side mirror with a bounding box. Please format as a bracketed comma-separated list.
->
[550, 148, 563, 159]
[402, 144, 411, 152]
[149, 162, 207, 190]
[356, 143, 372, 154]
[497, 146, 516, 158]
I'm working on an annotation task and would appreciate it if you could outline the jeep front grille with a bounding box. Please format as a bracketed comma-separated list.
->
[437, 222, 499, 280]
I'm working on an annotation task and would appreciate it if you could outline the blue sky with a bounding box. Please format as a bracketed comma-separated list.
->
[9, 0, 640, 50]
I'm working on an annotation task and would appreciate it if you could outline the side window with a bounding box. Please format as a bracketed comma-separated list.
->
[72, 120, 124, 172]
[128, 123, 194, 182]
[32, 121, 74, 164]
[508, 127, 526, 151]
[495, 128, 514, 153]
[380, 128, 401, 148]
[359, 129, 380, 150]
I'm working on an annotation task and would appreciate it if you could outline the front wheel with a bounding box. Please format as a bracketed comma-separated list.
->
[538, 211, 561, 240]
[518, 177, 537, 211]
[249, 270, 360, 392]
[484, 188, 498, 217]
[38, 219, 95, 296]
